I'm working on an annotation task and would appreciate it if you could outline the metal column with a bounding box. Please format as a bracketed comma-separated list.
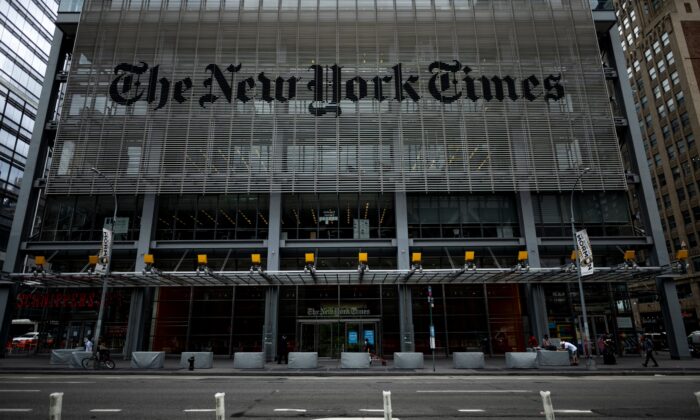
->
[396, 192, 414, 352]
[122, 194, 156, 356]
[263, 192, 282, 361]
[519, 191, 548, 343]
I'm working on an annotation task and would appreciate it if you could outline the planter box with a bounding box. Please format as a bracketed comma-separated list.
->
[69, 351, 93, 369]
[393, 352, 424, 369]
[50, 349, 75, 365]
[180, 352, 214, 369]
[288, 352, 318, 369]
[537, 350, 570, 366]
[233, 352, 265, 369]
[505, 352, 538, 369]
[452, 352, 485, 369]
[130, 351, 165, 369]
[341, 352, 370, 369]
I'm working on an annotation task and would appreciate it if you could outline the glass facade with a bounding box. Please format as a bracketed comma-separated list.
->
[0, 0, 58, 260]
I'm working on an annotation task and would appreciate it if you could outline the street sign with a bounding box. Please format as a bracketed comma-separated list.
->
[95, 228, 113, 274]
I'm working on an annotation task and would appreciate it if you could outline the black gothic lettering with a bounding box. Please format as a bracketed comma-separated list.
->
[109, 60, 565, 115]
[491, 76, 519, 101]
[522, 75, 541, 101]
[258, 72, 274, 103]
[345, 76, 368, 102]
[109, 62, 148, 106]
[462, 66, 480, 102]
[307, 64, 324, 102]
[237, 77, 255, 103]
[199, 63, 242, 107]
[544, 74, 565, 101]
[372, 75, 392, 102]
[428, 60, 462, 104]
[173, 78, 192, 103]
[275, 76, 298, 102]
[146, 65, 170, 110]
[392, 63, 420, 102]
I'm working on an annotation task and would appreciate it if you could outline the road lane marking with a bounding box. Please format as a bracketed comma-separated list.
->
[90, 409, 122, 412]
[0, 390, 40, 392]
[554, 410, 593, 414]
[417, 390, 529, 393]
[183, 409, 216, 412]
[359, 409, 384, 412]
[275, 409, 307, 412]
[458, 409, 486, 412]
[0, 409, 32, 412]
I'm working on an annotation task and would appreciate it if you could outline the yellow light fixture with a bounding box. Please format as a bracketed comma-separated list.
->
[197, 254, 208, 265]
[144, 254, 154, 265]
[623, 250, 636, 260]
[305, 253, 315, 264]
[88, 255, 98, 265]
[358, 252, 368, 264]
[517, 251, 528, 262]
[251, 254, 261, 265]
[411, 252, 422, 264]
[464, 251, 475, 262]
[570, 250, 577, 261]
[35, 256, 46, 266]
[676, 249, 688, 260]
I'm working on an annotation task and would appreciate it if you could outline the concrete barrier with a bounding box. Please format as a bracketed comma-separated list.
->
[233, 352, 265, 369]
[179, 352, 214, 369]
[69, 351, 93, 368]
[537, 350, 570, 366]
[50, 349, 76, 365]
[341, 352, 370, 368]
[393, 352, 424, 369]
[505, 352, 538, 369]
[452, 352, 486, 369]
[288, 352, 318, 369]
[130, 351, 165, 369]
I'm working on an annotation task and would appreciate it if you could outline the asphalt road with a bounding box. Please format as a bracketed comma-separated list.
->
[0, 374, 699, 419]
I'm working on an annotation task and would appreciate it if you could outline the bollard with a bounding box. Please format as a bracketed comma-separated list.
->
[49, 392, 63, 420]
[188, 356, 195, 371]
[215, 392, 225, 420]
[540, 390, 556, 420]
[382, 390, 392, 420]
[695, 391, 700, 409]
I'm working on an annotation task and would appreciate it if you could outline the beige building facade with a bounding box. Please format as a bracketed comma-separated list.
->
[616, 0, 700, 334]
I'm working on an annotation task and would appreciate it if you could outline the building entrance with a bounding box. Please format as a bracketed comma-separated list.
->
[297, 319, 380, 358]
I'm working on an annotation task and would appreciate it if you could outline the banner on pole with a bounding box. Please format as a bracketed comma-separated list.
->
[95, 228, 113, 274]
[575, 229, 594, 277]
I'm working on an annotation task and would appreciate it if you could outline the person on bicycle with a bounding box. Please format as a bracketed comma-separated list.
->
[97, 339, 110, 362]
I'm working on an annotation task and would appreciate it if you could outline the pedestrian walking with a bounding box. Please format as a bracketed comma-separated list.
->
[83, 337, 93, 352]
[277, 335, 288, 364]
[642, 334, 659, 367]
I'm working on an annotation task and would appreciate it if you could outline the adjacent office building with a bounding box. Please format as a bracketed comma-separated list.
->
[614, 0, 700, 335]
[0, 0, 690, 360]
[0, 0, 58, 265]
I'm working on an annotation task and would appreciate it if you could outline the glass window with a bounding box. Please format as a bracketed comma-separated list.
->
[658, 105, 667, 119]
[671, 71, 680, 85]
[667, 145, 676, 160]
[662, 78, 671, 92]
[649, 67, 657, 80]
[666, 51, 675, 66]
[645, 48, 653, 61]
[662, 32, 670, 46]
[657, 59, 665, 73]
[653, 40, 661, 53]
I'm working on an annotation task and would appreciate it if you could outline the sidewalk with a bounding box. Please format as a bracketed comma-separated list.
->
[1, 351, 699, 376]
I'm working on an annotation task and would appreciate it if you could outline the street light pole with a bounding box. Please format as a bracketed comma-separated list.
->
[570, 166, 595, 369]
[90, 167, 117, 351]
[427, 286, 435, 372]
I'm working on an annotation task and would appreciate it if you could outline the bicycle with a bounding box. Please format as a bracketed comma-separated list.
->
[81, 352, 115, 369]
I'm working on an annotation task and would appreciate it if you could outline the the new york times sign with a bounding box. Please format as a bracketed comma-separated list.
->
[109, 60, 565, 116]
